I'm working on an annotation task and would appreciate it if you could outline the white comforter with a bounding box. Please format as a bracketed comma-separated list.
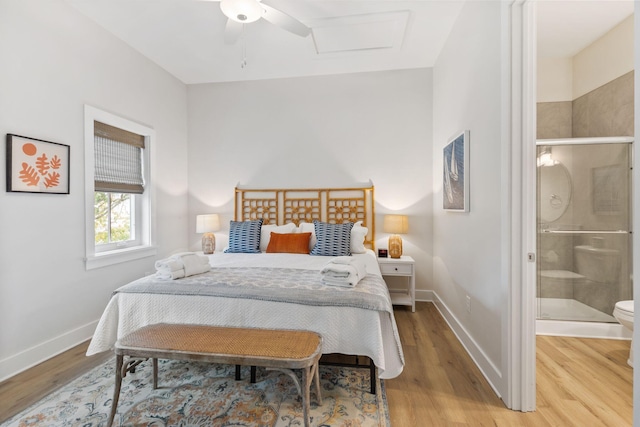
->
[86, 250, 404, 379]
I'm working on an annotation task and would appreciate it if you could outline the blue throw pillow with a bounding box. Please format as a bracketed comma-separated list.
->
[224, 219, 263, 253]
[310, 220, 354, 256]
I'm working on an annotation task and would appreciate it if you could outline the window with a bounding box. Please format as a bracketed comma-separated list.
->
[84, 106, 156, 269]
[93, 120, 144, 252]
[94, 191, 138, 250]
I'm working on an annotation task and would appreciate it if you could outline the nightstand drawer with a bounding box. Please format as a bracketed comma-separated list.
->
[379, 263, 413, 275]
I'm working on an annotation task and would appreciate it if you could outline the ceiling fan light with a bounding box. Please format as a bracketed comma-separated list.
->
[221, 0, 263, 24]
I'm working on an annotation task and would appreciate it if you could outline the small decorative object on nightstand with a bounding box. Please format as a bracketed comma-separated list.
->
[383, 215, 408, 258]
[378, 255, 415, 312]
[196, 214, 220, 255]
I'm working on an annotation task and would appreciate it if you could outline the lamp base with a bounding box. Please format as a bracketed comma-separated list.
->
[388, 235, 403, 258]
[202, 233, 216, 255]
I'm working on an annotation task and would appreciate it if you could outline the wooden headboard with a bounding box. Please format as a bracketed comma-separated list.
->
[234, 184, 376, 249]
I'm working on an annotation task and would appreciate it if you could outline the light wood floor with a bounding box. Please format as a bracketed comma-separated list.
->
[386, 302, 633, 426]
[0, 302, 633, 426]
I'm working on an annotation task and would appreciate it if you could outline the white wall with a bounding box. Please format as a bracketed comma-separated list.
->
[0, 0, 189, 380]
[537, 57, 573, 102]
[538, 14, 633, 103]
[186, 70, 434, 292]
[573, 14, 634, 99]
[432, 1, 507, 397]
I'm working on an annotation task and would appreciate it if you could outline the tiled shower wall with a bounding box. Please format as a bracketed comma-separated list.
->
[537, 71, 634, 314]
[537, 101, 572, 139]
[537, 70, 634, 139]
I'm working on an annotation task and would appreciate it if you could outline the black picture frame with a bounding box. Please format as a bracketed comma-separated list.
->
[6, 134, 70, 194]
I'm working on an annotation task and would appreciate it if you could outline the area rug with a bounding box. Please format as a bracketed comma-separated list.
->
[2, 358, 389, 426]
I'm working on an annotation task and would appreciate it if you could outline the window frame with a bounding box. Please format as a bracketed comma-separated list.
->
[84, 105, 156, 270]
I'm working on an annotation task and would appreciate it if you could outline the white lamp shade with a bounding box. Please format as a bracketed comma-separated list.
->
[196, 214, 220, 233]
[220, 0, 263, 23]
[383, 215, 408, 234]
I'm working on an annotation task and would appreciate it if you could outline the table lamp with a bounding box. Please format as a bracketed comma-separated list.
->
[383, 214, 408, 258]
[196, 214, 220, 254]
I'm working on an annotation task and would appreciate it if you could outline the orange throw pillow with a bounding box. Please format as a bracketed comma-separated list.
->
[266, 232, 312, 254]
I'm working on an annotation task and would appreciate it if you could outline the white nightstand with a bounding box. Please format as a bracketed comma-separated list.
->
[378, 256, 415, 312]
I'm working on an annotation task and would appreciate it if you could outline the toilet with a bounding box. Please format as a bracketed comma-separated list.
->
[613, 300, 634, 367]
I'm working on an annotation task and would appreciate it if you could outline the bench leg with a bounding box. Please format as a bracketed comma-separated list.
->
[302, 365, 311, 427]
[107, 355, 124, 427]
[235, 365, 241, 380]
[152, 358, 158, 389]
[313, 362, 322, 405]
[266, 365, 322, 406]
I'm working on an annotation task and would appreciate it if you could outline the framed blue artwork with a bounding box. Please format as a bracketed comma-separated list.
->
[443, 130, 469, 212]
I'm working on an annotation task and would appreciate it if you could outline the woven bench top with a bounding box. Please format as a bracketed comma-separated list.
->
[116, 323, 322, 361]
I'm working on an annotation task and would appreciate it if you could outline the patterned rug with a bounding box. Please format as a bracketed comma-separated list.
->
[3, 358, 389, 426]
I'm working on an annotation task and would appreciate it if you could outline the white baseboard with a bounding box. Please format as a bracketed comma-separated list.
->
[428, 292, 503, 399]
[536, 319, 632, 339]
[415, 289, 435, 302]
[0, 321, 98, 382]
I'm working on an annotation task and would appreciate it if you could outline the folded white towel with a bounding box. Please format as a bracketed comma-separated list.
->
[154, 253, 210, 280]
[181, 254, 211, 276]
[320, 256, 367, 287]
[155, 252, 200, 269]
[154, 259, 183, 273]
[155, 268, 186, 280]
[329, 256, 355, 265]
[322, 276, 358, 287]
[177, 253, 209, 264]
[321, 268, 359, 286]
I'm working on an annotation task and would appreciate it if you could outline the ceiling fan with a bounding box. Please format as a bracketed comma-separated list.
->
[210, 0, 311, 44]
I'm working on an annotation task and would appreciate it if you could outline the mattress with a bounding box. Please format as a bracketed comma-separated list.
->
[86, 250, 404, 379]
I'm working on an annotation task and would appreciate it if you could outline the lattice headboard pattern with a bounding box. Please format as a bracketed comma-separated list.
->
[235, 185, 376, 249]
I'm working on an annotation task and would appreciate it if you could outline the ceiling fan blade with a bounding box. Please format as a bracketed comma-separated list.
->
[261, 3, 310, 37]
[224, 18, 244, 44]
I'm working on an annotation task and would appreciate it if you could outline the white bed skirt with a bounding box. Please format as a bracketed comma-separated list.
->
[87, 290, 404, 379]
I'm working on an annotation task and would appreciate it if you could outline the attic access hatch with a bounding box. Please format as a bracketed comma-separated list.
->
[309, 11, 410, 54]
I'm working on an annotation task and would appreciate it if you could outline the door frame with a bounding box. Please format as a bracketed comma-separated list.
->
[506, 0, 537, 411]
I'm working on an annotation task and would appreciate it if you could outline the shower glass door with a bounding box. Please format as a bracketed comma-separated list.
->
[536, 140, 632, 322]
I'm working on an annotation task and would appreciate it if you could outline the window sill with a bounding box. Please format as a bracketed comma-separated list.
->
[85, 245, 157, 270]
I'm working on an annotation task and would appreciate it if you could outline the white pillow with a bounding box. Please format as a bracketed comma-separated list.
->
[299, 220, 368, 253]
[351, 221, 368, 254]
[298, 222, 317, 251]
[260, 223, 297, 251]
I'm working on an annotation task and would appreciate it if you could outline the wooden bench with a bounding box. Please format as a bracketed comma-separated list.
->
[107, 323, 323, 427]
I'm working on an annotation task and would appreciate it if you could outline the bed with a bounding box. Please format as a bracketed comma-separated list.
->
[87, 184, 405, 380]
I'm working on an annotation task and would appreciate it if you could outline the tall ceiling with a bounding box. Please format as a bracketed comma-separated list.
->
[67, 0, 465, 84]
[66, 0, 634, 85]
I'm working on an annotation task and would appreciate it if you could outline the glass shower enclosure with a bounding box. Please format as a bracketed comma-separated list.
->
[536, 137, 632, 323]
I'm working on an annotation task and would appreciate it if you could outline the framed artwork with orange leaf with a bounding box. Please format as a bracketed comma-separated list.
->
[6, 134, 70, 194]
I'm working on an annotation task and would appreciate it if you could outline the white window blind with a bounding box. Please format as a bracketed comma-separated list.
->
[94, 121, 145, 194]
